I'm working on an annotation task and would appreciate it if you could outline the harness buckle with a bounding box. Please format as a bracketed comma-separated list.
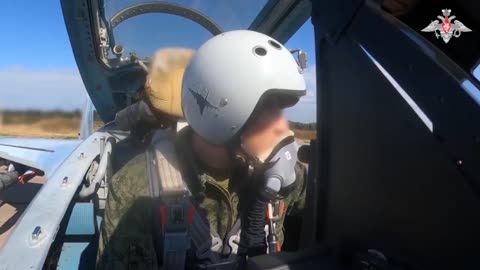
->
[270, 200, 285, 222]
[160, 190, 192, 232]
[159, 191, 195, 269]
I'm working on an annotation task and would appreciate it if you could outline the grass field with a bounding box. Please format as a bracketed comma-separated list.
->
[0, 111, 316, 141]
[0, 117, 81, 139]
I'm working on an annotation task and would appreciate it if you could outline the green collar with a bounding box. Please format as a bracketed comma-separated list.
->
[173, 127, 250, 196]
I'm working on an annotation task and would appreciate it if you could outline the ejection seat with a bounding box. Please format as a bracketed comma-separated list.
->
[52, 48, 195, 270]
[142, 48, 194, 131]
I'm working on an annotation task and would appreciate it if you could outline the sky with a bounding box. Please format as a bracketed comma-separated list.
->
[0, 1, 316, 123]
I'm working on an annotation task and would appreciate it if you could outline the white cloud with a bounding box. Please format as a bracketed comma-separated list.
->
[0, 66, 87, 111]
[286, 64, 317, 122]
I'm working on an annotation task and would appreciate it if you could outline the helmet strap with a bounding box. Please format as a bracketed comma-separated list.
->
[229, 139, 272, 183]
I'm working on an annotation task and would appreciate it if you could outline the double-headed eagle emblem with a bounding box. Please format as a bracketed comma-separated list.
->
[421, 9, 472, 43]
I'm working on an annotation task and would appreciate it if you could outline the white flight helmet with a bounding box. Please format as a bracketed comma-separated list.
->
[182, 30, 306, 145]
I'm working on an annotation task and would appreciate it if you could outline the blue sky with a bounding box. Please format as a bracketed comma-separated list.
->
[0, 1, 316, 122]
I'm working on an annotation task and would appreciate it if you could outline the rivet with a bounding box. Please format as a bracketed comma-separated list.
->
[32, 226, 42, 240]
[62, 177, 68, 184]
[219, 98, 228, 107]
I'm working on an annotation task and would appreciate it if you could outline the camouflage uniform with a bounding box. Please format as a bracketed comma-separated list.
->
[0, 160, 29, 192]
[96, 127, 307, 270]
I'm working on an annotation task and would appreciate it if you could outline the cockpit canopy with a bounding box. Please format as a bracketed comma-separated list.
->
[62, 0, 310, 122]
[96, 0, 270, 68]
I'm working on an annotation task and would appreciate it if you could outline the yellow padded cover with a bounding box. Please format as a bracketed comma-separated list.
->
[145, 48, 195, 119]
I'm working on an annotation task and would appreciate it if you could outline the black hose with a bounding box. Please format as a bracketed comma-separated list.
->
[238, 136, 300, 258]
[241, 193, 269, 257]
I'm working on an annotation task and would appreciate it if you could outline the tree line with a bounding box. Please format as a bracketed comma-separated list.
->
[289, 121, 316, 130]
[1, 110, 82, 124]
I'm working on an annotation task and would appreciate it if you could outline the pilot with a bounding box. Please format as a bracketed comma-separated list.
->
[97, 30, 308, 269]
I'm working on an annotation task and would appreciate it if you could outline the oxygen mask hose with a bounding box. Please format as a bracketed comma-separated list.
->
[240, 133, 299, 257]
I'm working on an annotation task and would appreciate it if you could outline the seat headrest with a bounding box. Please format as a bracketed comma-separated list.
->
[145, 48, 195, 119]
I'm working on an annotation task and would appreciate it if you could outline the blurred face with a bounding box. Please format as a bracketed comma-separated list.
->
[240, 100, 290, 158]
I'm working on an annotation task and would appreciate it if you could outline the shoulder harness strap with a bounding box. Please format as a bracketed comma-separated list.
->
[146, 129, 225, 269]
